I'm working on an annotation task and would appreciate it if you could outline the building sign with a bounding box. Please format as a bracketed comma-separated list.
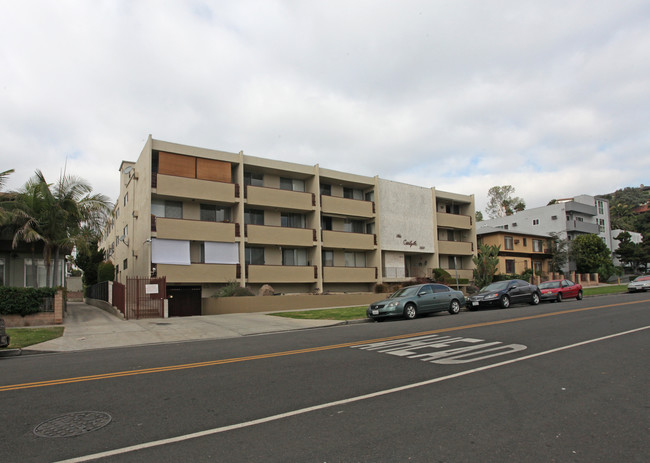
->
[145, 284, 159, 294]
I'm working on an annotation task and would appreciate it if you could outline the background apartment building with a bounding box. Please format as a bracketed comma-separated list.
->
[100, 136, 476, 315]
[480, 194, 611, 271]
[477, 227, 552, 276]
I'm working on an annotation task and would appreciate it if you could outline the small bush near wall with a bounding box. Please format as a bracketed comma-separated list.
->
[0, 287, 58, 317]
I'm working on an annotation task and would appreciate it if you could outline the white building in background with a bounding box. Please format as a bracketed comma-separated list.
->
[480, 194, 611, 271]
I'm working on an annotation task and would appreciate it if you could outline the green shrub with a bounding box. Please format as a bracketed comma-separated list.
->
[431, 268, 452, 284]
[0, 287, 58, 316]
[214, 281, 254, 297]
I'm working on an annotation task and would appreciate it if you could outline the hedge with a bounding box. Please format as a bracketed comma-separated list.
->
[0, 287, 58, 317]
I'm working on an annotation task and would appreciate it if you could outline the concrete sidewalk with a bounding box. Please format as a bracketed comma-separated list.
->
[17, 301, 349, 353]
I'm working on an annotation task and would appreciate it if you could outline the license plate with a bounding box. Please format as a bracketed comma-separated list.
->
[472, 301, 479, 306]
[372, 310, 379, 315]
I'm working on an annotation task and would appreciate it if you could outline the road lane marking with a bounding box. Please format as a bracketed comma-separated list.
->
[55, 325, 650, 463]
[1, 298, 648, 393]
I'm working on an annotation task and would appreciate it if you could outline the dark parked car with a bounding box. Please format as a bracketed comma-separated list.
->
[467, 279, 540, 310]
[367, 283, 466, 321]
[539, 279, 583, 302]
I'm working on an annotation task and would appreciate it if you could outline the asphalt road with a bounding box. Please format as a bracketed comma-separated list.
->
[1, 293, 649, 462]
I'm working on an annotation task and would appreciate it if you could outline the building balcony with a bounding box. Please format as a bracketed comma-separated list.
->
[565, 201, 597, 216]
[153, 217, 238, 242]
[437, 240, 474, 255]
[154, 174, 237, 203]
[322, 266, 377, 283]
[246, 265, 317, 283]
[246, 186, 315, 211]
[320, 195, 375, 218]
[156, 263, 238, 283]
[566, 220, 599, 234]
[246, 224, 316, 246]
[321, 230, 376, 250]
[436, 212, 472, 229]
[436, 268, 474, 281]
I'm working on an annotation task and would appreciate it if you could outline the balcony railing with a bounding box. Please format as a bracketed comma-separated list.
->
[246, 265, 318, 283]
[153, 217, 238, 242]
[437, 240, 474, 255]
[246, 185, 315, 211]
[320, 195, 375, 218]
[246, 224, 316, 246]
[154, 174, 237, 203]
[321, 230, 376, 250]
[436, 212, 472, 229]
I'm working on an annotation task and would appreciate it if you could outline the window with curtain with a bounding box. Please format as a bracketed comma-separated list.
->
[151, 239, 191, 265]
[504, 236, 514, 250]
[281, 213, 306, 228]
[244, 171, 263, 186]
[244, 209, 264, 225]
[344, 252, 366, 267]
[280, 177, 305, 192]
[200, 204, 231, 222]
[322, 250, 334, 267]
[245, 247, 265, 265]
[283, 248, 308, 266]
[151, 199, 183, 219]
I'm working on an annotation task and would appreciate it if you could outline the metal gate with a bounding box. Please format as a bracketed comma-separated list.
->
[125, 277, 166, 320]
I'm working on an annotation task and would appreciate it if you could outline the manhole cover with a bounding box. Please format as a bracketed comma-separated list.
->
[34, 411, 112, 438]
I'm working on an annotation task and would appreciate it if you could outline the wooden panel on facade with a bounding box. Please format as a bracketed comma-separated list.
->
[197, 158, 231, 182]
[158, 152, 196, 178]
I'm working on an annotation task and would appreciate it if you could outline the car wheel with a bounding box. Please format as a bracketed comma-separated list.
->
[531, 292, 540, 305]
[556, 292, 563, 303]
[403, 303, 417, 320]
[500, 295, 510, 308]
[576, 290, 583, 300]
[449, 300, 461, 315]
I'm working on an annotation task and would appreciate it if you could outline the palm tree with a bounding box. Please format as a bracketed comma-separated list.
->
[5, 170, 111, 287]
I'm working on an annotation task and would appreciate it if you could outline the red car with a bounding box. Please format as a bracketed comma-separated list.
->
[539, 279, 583, 302]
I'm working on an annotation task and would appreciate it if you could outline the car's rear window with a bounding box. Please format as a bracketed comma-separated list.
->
[539, 281, 560, 289]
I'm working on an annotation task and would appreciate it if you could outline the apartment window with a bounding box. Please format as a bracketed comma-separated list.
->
[532, 219, 539, 225]
[365, 191, 375, 202]
[523, 238, 528, 247]
[280, 177, 305, 192]
[366, 222, 375, 234]
[533, 239, 543, 252]
[344, 219, 364, 233]
[598, 218, 605, 233]
[24, 258, 47, 288]
[281, 213, 306, 228]
[245, 247, 264, 265]
[344, 252, 366, 268]
[123, 258, 128, 270]
[320, 183, 331, 196]
[321, 216, 332, 231]
[151, 200, 182, 219]
[200, 204, 231, 222]
[505, 259, 515, 274]
[504, 236, 514, 250]
[283, 248, 308, 266]
[448, 256, 463, 269]
[343, 187, 363, 200]
[244, 209, 264, 225]
[445, 204, 461, 214]
[534, 261, 542, 274]
[115, 208, 120, 218]
[598, 200, 605, 215]
[244, 171, 263, 186]
[123, 225, 128, 237]
[123, 192, 129, 206]
[322, 250, 334, 267]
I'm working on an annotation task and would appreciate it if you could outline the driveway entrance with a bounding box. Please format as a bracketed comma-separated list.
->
[167, 286, 202, 317]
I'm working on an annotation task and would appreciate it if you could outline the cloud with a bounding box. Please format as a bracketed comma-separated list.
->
[1, 0, 649, 215]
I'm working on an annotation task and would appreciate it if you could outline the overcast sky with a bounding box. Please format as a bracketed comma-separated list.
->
[2, 0, 649, 214]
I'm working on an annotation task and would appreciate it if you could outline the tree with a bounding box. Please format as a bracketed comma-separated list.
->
[547, 232, 568, 274]
[613, 231, 638, 270]
[4, 170, 111, 287]
[485, 185, 526, 219]
[475, 210, 483, 222]
[74, 237, 105, 286]
[570, 234, 614, 280]
[472, 243, 500, 288]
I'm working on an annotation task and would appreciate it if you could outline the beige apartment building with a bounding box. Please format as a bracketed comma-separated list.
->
[100, 136, 476, 315]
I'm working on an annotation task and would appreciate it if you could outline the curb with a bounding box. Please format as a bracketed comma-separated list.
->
[0, 348, 22, 358]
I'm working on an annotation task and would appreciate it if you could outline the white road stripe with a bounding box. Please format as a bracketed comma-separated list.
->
[56, 325, 650, 463]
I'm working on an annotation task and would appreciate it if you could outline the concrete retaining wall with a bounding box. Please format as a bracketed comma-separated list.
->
[203, 293, 388, 315]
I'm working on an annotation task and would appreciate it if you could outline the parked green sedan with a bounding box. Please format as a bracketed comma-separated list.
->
[367, 283, 466, 321]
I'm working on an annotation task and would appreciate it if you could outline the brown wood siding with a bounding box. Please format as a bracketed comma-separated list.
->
[197, 158, 231, 182]
[158, 152, 196, 178]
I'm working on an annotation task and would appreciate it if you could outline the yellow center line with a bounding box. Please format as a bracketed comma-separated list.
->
[2, 298, 648, 393]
